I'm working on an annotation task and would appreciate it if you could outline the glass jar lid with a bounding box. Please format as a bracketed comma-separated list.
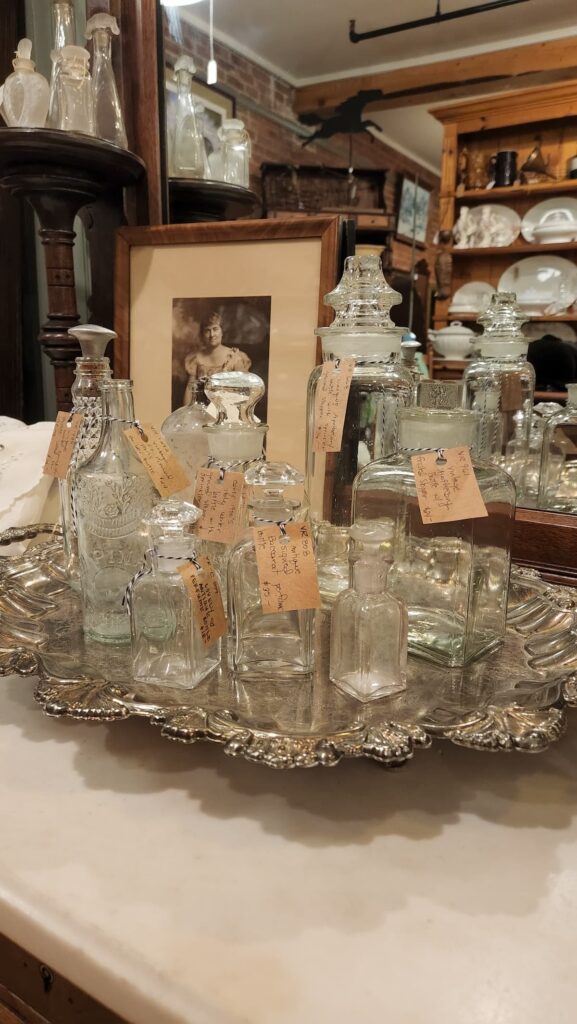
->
[245, 461, 305, 518]
[316, 254, 405, 357]
[399, 407, 479, 450]
[477, 291, 528, 358]
[205, 371, 265, 424]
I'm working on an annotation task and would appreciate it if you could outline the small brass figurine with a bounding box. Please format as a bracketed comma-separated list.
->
[435, 229, 453, 299]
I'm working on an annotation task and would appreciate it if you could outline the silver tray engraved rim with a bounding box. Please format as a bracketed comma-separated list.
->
[1, 524, 576, 771]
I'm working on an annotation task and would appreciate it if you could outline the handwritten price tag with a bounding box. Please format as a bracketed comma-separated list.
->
[312, 357, 355, 453]
[43, 412, 84, 479]
[253, 521, 320, 614]
[178, 555, 226, 647]
[193, 468, 246, 544]
[124, 423, 190, 497]
[411, 446, 488, 525]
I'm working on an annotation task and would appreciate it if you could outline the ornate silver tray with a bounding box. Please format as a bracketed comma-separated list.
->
[1, 525, 576, 770]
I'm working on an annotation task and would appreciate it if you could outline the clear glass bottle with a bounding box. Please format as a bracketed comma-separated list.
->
[538, 384, 577, 511]
[171, 56, 210, 179]
[306, 254, 413, 605]
[330, 522, 408, 702]
[0, 39, 49, 128]
[228, 462, 314, 678]
[130, 500, 220, 687]
[352, 407, 516, 667]
[47, 0, 76, 129]
[55, 45, 95, 135]
[161, 378, 215, 492]
[463, 291, 535, 499]
[85, 13, 127, 149]
[524, 402, 563, 505]
[220, 118, 251, 188]
[59, 324, 114, 587]
[75, 380, 159, 644]
[400, 336, 423, 388]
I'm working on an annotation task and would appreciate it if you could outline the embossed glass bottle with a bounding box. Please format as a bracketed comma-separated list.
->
[75, 381, 159, 644]
[330, 522, 408, 702]
[161, 378, 215, 492]
[59, 325, 114, 586]
[352, 407, 516, 667]
[538, 384, 577, 511]
[463, 292, 535, 498]
[171, 56, 210, 179]
[130, 500, 220, 686]
[306, 255, 413, 605]
[228, 462, 314, 678]
[85, 13, 127, 148]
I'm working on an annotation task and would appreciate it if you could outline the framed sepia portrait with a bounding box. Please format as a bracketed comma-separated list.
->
[114, 217, 342, 472]
[396, 175, 431, 247]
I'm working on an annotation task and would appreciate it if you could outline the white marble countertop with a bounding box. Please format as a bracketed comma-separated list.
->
[1, 673, 577, 1024]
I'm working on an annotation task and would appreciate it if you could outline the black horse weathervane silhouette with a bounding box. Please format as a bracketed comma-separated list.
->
[299, 90, 385, 147]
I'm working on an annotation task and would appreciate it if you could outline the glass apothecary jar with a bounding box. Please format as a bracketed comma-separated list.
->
[306, 255, 413, 605]
[161, 377, 215, 491]
[171, 55, 210, 179]
[352, 407, 516, 667]
[538, 384, 577, 511]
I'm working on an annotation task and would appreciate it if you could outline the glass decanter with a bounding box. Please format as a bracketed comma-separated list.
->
[47, 0, 76, 129]
[227, 462, 314, 679]
[130, 500, 220, 687]
[161, 378, 215, 492]
[352, 407, 516, 667]
[75, 380, 159, 644]
[59, 324, 114, 587]
[538, 384, 577, 512]
[463, 291, 535, 499]
[171, 56, 210, 179]
[85, 13, 127, 148]
[0, 39, 49, 128]
[306, 254, 413, 605]
[330, 522, 408, 702]
[220, 118, 251, 188]
[55, 45, 95, 135]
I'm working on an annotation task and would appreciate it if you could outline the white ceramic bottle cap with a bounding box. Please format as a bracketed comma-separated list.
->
[85, 13, 120, 37]
[399, 408, 479, 449]
[69, 324, 116, 360]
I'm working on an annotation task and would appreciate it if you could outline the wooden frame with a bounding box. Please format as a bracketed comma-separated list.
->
[114, 216, 342, 472]
[395, 175, 431, 248]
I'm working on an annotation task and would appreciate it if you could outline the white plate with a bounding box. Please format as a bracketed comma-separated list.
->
[454, 204, 521, 248]
[449, 281, 495, 315]
[499, 256, 577, 315]
[523, 321, 577, 344]
[521, 198, 577, 243]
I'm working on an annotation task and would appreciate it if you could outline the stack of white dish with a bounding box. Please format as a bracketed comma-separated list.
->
[521, 198, 577, 245]
[448, 281, 495, 315]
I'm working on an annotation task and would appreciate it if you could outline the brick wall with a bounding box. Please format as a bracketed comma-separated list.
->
[163, 15, 440, 273]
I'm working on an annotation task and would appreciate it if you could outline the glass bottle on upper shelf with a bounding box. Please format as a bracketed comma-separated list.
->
[306, 254, 413, 606]
[171, 56, 210, 179]
[130, 500, 220, 687]
[463, 291, 535, 499]
[330, 522, 408, 702]
[352, 405, 516, 667]
[47, 0, 76, 129]
[228, 462, 314, 679]
[59, 325, 114, 587]
[538, 384, 577, 512]
[220, 119, 251, 188]
[75, 380, 159, 644]
[161, 378, 215, 493]
[55, 45, 95, 135]
[0, 39, 49, 128]
[85, 13, 127, 148]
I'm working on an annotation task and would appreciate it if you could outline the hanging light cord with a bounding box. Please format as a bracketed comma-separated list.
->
[207, 0, 218, 83]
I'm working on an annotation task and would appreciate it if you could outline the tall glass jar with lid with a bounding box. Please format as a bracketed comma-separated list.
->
[352, 407, 516, 667]
[538, 384, 577, 511]
[305, 254, 413, 605]
[161, 377, 215, 492]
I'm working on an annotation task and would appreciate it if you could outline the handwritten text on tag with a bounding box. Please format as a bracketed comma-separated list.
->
[124, 423, 190, 497]
[43, 412, 84, 479]
[312, 357, 355, 454]
[411, 446, 488, 524]
[253, 521, 321, 614]
[193, 468, 246, 544]
[178, 555, 226, 647]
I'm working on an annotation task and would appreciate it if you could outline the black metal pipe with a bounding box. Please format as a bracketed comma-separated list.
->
[349, 0, 531, 43]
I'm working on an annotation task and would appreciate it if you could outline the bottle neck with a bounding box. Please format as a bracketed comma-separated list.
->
[352, 556, 389, 596]
[53, 2, 75, 49]
[101, 386, 136, 445]
[92, 29, 111, 59]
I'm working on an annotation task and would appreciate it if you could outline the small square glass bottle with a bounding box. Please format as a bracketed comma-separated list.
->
[130, 500, 221, 687]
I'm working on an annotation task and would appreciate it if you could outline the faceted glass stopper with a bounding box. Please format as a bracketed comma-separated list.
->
[477, 291, 527, 337]
[205, 371, 265, 423]
[321, 254, 402, 331]
[144, 499, 202, 541]
[245, 461, 305, 513]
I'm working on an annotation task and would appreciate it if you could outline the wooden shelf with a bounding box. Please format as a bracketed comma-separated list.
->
[454, 180, 577, 201]
[453, 241, 577, 256]
[440, 313, 577, 323]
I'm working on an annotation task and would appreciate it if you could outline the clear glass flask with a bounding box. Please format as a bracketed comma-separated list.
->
[47, 0, 76, 129]
[220, 118, 251, 188]
[306, 254, 413, 605]
[330, 522, 408, 702]
[538, 384, 577, 511]
[85, 13, 127, 148]
[0, 39, 49, 128]
[59, 324, 114, 587]
[171, 56, 210, 179]
[463, 291, 535, 499]
[55, 45, 95, 135]
[161, 378, 215, 492]
[75, 380, 159, 644]
[130, 500, 220, 687]
[352, 407, 516, 667]
[228, 462, 314, 679]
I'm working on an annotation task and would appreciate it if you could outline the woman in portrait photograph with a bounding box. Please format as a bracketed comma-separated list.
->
[182, 311, 251, 404]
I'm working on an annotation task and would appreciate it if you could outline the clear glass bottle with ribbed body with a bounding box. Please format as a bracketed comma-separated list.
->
[171, 56, 210, 179]
[330, 522, 407, 702]
[161, 378, 215, 492]
[75, 380, 159, 644]
[220, 118, 251, 187]
[130, 500, 220, 687]
[55, 45, 95, 134]
[228, 462, 314, 679]
[352, 407, 516, 667]
[59, 325, 114, 587]
[306, 255, 413, 606]
[47, 0, 76, 129]
[538, 384, 577, 511]
[85, 13, 127, 148]
[463, 292, 535, 499]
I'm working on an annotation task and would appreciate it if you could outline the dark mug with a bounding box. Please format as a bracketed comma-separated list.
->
[491, 150, 518, 187]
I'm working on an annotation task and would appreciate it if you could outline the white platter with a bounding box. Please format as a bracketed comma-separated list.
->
[498, 256, 577, 315]
[523, 321, 577, 344]
[521, 198, 577, 244]
[449, 280, 495, 314]
[454, 204, 521, 248]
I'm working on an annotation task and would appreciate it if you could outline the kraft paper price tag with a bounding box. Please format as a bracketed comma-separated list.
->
[178, 555, 226, 647]
[124, 423, 190, 497]
[312, 357, 355, 453]
[411, 446, 488, 525]
[193, 468, 246, 544]
[43, 412, 84, 479]
[500, 375, 524, 412]
[253, 521, 321, 614]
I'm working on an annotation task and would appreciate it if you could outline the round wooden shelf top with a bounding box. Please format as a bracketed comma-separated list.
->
[169, 177, 261, 223]
[0, 127, 145, 188]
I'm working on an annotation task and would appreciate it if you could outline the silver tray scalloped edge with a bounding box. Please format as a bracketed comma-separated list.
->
[1, 525, 576, 770]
